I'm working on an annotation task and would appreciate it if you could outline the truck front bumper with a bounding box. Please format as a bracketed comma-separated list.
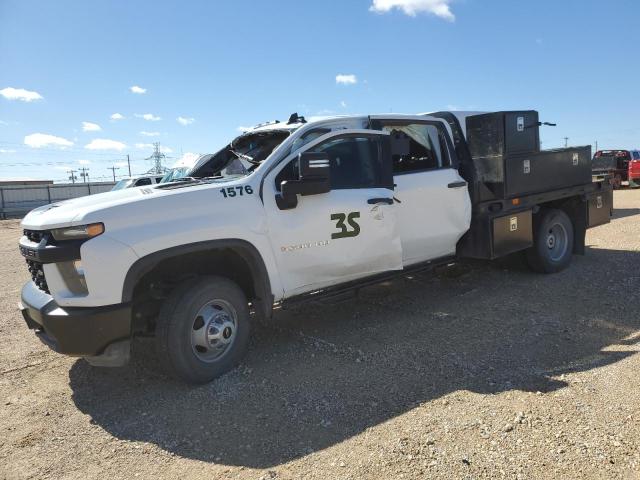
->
[19, 281, 132, 357]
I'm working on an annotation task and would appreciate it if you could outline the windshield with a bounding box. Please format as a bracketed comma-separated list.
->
[161, 167, 189, 183]
[188, 130, 291, 179]
[111, 179, 132, 190]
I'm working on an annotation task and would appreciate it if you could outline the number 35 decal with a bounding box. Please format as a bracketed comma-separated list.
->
[220, 185, 253, 198]
[331, 212, 361, 239]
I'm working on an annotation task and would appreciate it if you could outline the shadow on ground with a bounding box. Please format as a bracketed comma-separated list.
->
[70, 247, 640, 468]
[611, 208, 640, 220]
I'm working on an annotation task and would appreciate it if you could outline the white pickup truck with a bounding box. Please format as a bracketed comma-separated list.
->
[18, 111, 612, 383]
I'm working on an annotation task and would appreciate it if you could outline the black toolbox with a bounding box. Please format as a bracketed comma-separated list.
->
[465, 111, 592, 201]
[587, 183, 614, 228]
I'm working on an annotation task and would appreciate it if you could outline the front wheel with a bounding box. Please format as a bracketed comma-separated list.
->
[155, 276, 250, 384]
[525, 208, 574, 274]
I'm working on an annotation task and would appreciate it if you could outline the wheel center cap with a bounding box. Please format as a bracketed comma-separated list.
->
[547, 235, 555, 248]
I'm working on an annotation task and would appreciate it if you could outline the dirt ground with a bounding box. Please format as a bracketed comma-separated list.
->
[0, 190, 639, 480]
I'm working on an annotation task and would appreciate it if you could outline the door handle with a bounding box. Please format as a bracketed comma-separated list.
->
[367, 197, 394, 205]
[447, 181, 468, 188]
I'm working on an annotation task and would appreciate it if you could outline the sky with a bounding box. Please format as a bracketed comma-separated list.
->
[1, 0, 639, 182]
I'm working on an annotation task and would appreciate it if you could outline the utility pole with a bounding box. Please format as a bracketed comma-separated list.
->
[563, 137, 569, 148]
[595, 140, 598, 153]
[79, 167, 90, 183]
[67, 169, 78, 184]
[127, 154, 132, 177]
[108, 166, 120, 182]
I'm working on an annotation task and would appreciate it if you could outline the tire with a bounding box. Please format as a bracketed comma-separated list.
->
[611, 174, 622, 190]
[155, 276, 250, 384]
[525, 208, 574, 274]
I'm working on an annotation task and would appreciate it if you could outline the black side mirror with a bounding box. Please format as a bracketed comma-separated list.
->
[276, 152, 331, 210]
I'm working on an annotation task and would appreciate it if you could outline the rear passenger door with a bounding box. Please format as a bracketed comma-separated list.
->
[370, 118, 472, 265]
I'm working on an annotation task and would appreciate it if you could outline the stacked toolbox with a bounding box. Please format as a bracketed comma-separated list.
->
[465, 111, 592, 201]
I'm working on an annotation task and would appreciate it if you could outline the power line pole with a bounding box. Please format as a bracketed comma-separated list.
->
[595, 140, 598, 153]
[108, 166, 120, 182]
[127, 154, 131, 177]
[67, 169, 78, 184]
[146, 142, 166, 174]
[563, 137, 569, 148]
[79, 167, 90, 183]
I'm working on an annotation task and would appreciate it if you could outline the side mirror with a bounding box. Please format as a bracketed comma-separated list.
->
[276, 152, 331, 210]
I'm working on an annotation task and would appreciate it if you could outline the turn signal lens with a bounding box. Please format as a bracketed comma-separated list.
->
[50, 223, 104, 241]
[512, 198, 521, 206]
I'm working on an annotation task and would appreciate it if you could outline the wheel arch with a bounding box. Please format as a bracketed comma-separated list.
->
[536, 195, 587, 255]
[122, 239, 274, 321]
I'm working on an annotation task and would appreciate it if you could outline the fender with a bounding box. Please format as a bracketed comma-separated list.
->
[121, 239, 273, 320]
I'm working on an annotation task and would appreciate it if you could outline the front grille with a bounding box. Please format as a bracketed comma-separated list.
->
[26, 259, 49, 294]
[24, 229, 46, 243]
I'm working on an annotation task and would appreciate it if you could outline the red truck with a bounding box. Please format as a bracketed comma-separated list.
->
[592, 150, 637, 188]
[628, 150, 640, 188]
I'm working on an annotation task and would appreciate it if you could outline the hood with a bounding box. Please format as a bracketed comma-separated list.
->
[21, 186, 157, 230]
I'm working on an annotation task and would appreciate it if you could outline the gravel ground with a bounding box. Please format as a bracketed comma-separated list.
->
[1, 190, 639, 480]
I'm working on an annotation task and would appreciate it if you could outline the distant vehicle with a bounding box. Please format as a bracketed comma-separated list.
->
[592, 150, 633, 189]
[628, 150, 640, 188]
[111, 175, 164, 190]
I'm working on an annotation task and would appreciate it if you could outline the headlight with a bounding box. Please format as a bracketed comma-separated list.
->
[50, 223, 104, 241]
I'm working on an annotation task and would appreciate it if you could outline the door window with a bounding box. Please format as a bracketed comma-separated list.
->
[276, 135, 388, 190]
[382, 124, 450, 174]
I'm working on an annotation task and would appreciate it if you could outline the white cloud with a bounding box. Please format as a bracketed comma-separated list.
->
[140, 131, 160, 137]
[0, 148, 17, 153]
[177, 116, 195, 126]
[340, 100, 347, 108]
[135, 113, 161, 121]
[110, 113, 125, 121]
[24, 133, 73, 149]
[1, 87, 43, 102]
[130, 85, 147, 94]
[78, 159, 91, 165]
[336, 74, 357, 85]
[85, 139, 126, 151]
[82, 121, 102, 132]
[369, 0, 455, 20]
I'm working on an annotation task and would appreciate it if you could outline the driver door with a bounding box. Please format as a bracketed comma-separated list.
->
[263, 130, 403, 297]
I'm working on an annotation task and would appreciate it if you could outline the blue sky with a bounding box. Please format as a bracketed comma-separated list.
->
[1, 0, 639, 182]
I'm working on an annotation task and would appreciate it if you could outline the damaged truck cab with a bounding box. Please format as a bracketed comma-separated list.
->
[18, 111, 612, 383]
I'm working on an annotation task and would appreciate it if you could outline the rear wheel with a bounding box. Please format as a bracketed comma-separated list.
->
[155, 276, 250, 384]
[525, 208, 574, 273]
